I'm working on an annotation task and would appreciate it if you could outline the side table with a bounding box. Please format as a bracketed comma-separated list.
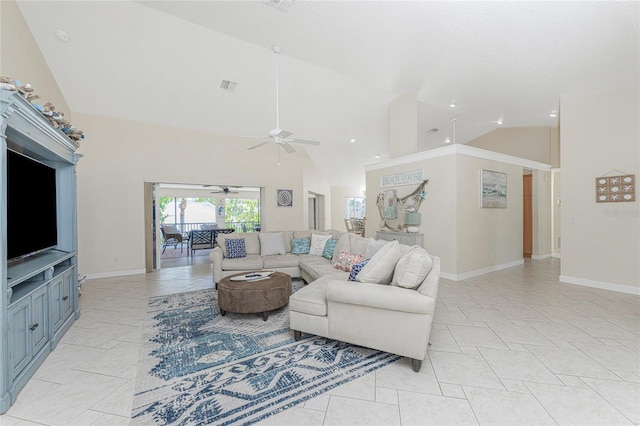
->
[376, 231, 424, 247]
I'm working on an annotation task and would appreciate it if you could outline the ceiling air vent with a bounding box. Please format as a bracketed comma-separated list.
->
[264, 0, 293, 12]
[427, 128, 439, 134]
[220, 80, 237, 92]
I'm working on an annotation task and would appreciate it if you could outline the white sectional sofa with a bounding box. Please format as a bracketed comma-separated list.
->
[209, 229, 441, 371]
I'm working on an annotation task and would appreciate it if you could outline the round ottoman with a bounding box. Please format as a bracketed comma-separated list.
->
[217, 271, 292, 321]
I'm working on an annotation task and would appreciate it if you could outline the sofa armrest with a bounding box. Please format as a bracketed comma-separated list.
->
[210, 247, 224, 283]
[326, 280, 434, 315]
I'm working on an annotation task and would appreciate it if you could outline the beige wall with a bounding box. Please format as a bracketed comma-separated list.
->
[0, 0, 70, 119]
[468, 127, 560, 167]
[560, 89, 639, 292]
[75, 112, 330, 277]
[389, 93, 418, 158]
[455, 155, 523, 275]
[365, 146, 545, 278]
[533, 169, 552, 258]
[365, 154, 458, 274]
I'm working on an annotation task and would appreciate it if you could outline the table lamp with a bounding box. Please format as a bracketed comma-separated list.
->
[404, 212, 421, 233]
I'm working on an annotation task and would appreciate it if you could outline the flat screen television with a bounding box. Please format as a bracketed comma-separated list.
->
[7, 149, 58, 261]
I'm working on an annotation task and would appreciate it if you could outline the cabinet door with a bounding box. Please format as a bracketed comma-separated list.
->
[8, 298, 31, 379]
[50, 275, 64, 331]
[60, 269, 74, 320]
[31, 286, 49, 354]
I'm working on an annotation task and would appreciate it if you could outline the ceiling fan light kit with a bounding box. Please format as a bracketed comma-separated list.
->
[247, 45, 320, 158]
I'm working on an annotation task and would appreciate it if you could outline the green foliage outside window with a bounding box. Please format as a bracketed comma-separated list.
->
[225, 199, 261, 225]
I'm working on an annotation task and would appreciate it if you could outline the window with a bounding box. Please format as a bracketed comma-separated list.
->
[345, 197, 365, 219]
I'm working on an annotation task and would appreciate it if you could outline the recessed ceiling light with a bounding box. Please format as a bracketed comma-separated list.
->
[54, 29, 69, 42]
[449, 103, 457, 108]
[549, 111, 557, 118]
[374, 154, 381, 159]
[497, 119, 503, 125]
[445, 138, 451, 144]
[349, 138, 356, 143]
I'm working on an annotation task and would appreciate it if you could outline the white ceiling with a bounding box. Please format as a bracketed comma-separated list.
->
[17, 1, 639, 187]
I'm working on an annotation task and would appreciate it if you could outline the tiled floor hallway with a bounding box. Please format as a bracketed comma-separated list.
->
[1, 258, 639, 425]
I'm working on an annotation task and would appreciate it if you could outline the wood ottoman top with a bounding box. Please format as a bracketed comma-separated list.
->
[217, 271, 292, 321]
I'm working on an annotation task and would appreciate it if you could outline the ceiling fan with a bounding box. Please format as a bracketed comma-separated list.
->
[210, 186, 239, 195]
[247, 45, 320, 155]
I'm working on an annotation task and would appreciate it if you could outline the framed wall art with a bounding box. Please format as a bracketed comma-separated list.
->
[481, 169, 507, 208]
[595, 174, 635, 203]
[277, 189, 293, 207]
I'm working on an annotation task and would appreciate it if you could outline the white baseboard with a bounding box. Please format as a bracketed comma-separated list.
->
[442, 259, 525, 281]
[532, 253, 552, 260]
[85, 268, 146, 280]
[559, 275, 640, 296]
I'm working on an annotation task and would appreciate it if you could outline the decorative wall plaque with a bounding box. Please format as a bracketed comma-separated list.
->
[277, 189, 293, 207]
[595, 174, 635, 203]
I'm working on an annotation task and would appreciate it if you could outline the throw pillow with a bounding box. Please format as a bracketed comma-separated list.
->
[225, 238, 246, 259]
[392, 247, 433, 289]
[291, 237, 311, 254]
[322, 239, 339, 260]
[356, 240, 402, 285]
[259, 232, 286, 256]
[332, 250, 365, 272]
[348, 260, 369, 281]
[309, 233, 331, 256]
[364, 239, 387, 260]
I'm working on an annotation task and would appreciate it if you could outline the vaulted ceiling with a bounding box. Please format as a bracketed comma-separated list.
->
[17, 1, 639, 186]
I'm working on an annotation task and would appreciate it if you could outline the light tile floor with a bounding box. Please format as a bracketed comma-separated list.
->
[1, 258, 639, 425]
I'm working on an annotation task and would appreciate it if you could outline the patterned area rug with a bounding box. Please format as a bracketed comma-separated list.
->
[131, 282, 400, 425]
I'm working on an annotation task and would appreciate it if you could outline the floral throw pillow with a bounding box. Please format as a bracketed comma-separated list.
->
[291, 237, 311, 254]
[225, 238, 246, 259]
[332, 250, 365, 272]
[348, 260, 369, 281]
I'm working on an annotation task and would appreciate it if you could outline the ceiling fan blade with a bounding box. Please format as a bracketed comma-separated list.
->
[281, 142, 296, 153]
[279, 130, 293, 138]
[288, 138, 320, 146]
[248, 141, 269, 150]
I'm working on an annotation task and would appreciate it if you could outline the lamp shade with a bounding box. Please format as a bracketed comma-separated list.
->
[404, 212, 421, 225]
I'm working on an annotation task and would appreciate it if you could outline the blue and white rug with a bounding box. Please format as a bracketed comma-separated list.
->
[131, 282, 400, 425]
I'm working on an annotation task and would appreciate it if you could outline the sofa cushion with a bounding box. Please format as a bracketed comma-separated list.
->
[294, 230, 332, 240]
[356, 240, 402, 285]
[349, 234, 371, 256]
[348, 260, 369, 281]
[259, 232, 286, 256]
[289, 277, 331, 317]
[364, 239, 387, 260]
[292, 237, 311, 254]
[226, 238, 246, 259]
[263, 253, 300, 269]
[221, 254, 264, 270]
[333, 250, 365, 272]
[322, 239, 339, 260]
[217, 232, 260, 257]
[282, 231, 294, 253]
[298, 254, 344, 281]
[310, 233, 331, 256]
[392, 247, 433, 289]
[332, 233, 351, 262]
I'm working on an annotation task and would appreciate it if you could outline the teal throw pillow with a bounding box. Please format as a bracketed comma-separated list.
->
[322, 239, 338, 260]
[291, 237, 311, 254]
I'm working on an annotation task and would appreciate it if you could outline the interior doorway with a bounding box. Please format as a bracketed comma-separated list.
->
[523, 173, 533, 258]
[144, 182, 262, 270]
[308, 192, 325, 231]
